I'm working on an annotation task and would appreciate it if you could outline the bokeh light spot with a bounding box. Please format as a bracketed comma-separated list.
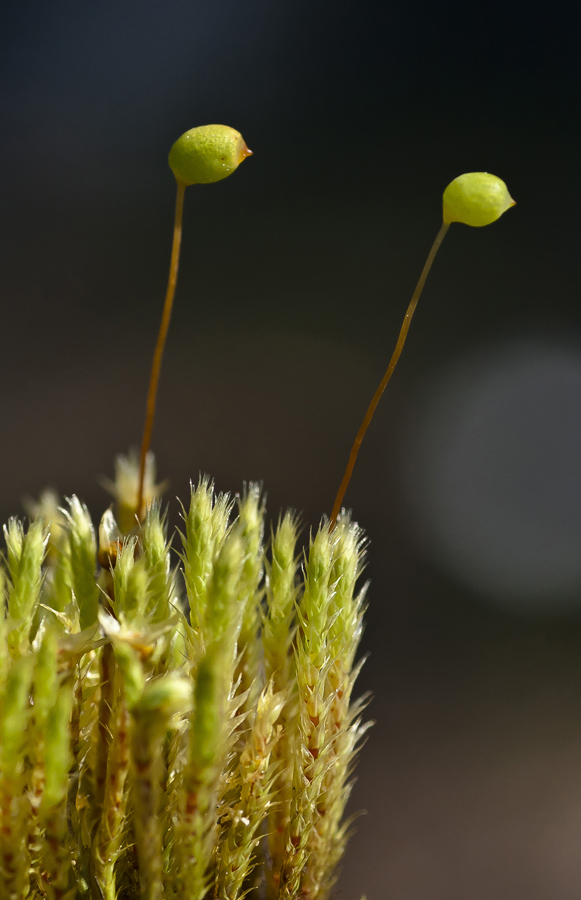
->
[403, 342, 581, 612]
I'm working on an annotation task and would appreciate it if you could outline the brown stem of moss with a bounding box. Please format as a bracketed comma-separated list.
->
[93, 682, 131, 900]
[42, 803, 74, 900]
[131, 719, 165, 900]
[330, 221, 450, 528]
[94, 642, 115, 819]
[137, 180, 186, 520]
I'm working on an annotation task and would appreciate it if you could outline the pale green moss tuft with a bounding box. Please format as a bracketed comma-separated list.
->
[0, 456, 369, 900]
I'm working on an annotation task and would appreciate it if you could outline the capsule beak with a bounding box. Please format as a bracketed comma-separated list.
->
[239, 142, 253, 163]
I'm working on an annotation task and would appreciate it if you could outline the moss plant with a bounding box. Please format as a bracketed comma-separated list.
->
[0, 125, 515, 900]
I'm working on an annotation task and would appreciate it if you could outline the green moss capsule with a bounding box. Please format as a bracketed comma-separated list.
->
[168, 124, 252, 186]
[443, 172, 515, 227]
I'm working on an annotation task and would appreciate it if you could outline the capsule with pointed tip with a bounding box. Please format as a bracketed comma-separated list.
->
[168, 124, 252, 186]
[443, 172, 515, 227]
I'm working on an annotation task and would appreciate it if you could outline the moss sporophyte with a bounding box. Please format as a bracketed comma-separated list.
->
[0, 123, 515, 900]
[136, 125, 253, 521]
[329, 171, 515, 527]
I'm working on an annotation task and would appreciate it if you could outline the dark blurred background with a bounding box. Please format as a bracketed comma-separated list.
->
[2, 1, 581, 896]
